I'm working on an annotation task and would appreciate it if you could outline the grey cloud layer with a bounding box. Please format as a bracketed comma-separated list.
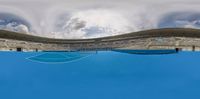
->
[0, 0, 200, 38]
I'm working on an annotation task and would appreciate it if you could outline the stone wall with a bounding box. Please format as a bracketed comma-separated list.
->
[1, 36, 200, 52]
[1, 28, 200, 52]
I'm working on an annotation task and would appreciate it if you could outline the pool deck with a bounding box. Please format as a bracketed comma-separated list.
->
[0, 28, 200, 52]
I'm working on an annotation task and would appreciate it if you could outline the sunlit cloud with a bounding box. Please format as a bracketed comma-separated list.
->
[52, 9, 136, 38]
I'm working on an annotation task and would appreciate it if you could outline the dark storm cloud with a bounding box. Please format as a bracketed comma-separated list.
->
[0, 13, 30, 27]
[158, 12, 200, 28]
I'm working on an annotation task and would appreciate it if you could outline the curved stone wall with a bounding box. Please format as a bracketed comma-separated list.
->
[0, 28, 200, 52]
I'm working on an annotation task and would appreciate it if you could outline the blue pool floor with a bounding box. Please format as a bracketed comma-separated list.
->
[0, 51, 200, 99]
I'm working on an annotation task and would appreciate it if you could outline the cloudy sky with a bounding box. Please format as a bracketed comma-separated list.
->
[0, 0, 200, 39]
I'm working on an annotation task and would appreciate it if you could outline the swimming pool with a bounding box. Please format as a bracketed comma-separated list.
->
[0, 51, 200, 99]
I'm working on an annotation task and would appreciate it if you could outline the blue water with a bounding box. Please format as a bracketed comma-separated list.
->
[28, 52, 93, 63]
[0, 51, 200, 99]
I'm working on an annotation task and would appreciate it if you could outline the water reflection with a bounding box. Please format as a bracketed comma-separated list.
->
[28, 52, 94, 63]
[113, 49, 178, 55]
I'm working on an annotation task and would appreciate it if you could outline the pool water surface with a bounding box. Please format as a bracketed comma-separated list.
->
[0, 51, 200, 99]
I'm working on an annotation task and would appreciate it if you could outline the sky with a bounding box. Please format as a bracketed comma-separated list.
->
[0, 0, 200, 39]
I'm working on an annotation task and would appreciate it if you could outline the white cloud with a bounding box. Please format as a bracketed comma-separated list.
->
[54, 9, 137, 38]
[14, 24, 29, 33]
[0, 22, 29, 33]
